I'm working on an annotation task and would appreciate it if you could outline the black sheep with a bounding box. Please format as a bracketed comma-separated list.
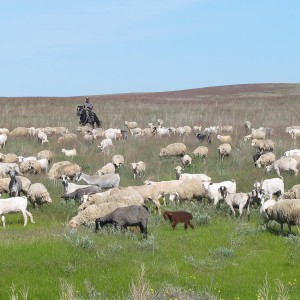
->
[61, 186, 101, 203]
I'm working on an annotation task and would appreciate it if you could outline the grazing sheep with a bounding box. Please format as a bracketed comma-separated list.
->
[251, 139, 275, 153]
[265, 156, 298, 179]
[168, 179, 207, 203]
[0, 153, 18, 163]
[98, 138, 113, 152]
[19, 160, 37, 174]
[192, 146, 208, 158]
[181, 155, 192, 167]
[163, 211, 194, 230]
[61, 148, 77, 157]
[195, 132, 212, 144]
[57, 133, 77, 144]
[95, 205, 148, 238]
[0, 128, 9, 135]
[0, 196, 35, 227]
[260, 199, 276, 226]
[0, 134, 8, 149]
[83, 132, 94, 144]
[216, 135, 232, 143]
[284, 184, 300, 199]
[97, 162, 116, 175]
[218, 125, 233, 133]
[37, 150, 53, 164]
[218, 186, 252, 220]
[47, 162, 80, 181]
[0, 163, 22, 178]
[174, 166, 211, 182]
[10, 127, 29, 137]
[218, 143, 232, 160]
[131, 161, 146, 179]
[265, 199, 300, 235]
[159, 143, 187, 157]
[124, 121, 138, 130]
[75, 172, 120, 189]
[69, 200, 143, 228]
[27, 183, 52, 207]
[244, 129, 266, 141]
[0, 176, 30, 197]
[112, 154, 125, 168]
[37, 131, 49, 144]
[129, 127, 143, 137]
[7, 169, 22, 197]
[62, 185, 101, 203]
[254, 152, 276, 168]
[284, 149, 300, 157]
[129, 185, 162, 214]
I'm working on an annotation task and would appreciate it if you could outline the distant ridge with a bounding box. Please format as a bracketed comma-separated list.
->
[1, 83, 299, 101]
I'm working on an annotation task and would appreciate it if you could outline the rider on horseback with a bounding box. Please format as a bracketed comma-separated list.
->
[83, 97, 94, 124]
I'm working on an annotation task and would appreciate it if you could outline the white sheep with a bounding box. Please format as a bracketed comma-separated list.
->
[57, 133, 77, 144]
[83, 132, 94, 144]
[153, 127, 171, 138]
[0, 153, 18, 163]
[0, 163, 22, 178]
[37, 150, 53, 164]
[216, 135, 232, 143]
[0, 134, 8, 149]
[0, 128, 9, 135]
[0, 196, 35, 227]
[174, 166, 211, 183]
[181, 155, 192, 167]
[124, 121, 138, 130]
[62, 148, 77, 157]
[131, 161, 146, 179]
[192, 146, 208, 158]
[159, 143, 187, 157]
[27, 183, 52, 207]
[48, 162, 81, 181]
[284, 149, 300, 157]
[260, 199, 276, 226]
[112, 154, 125, 168]
[217, 143, 232, 160]
[265, 199, 300, 234]
[284, 184, 300, 199]
[244, 129, 266, 141]
[10, 127, 29, 137]
[129, 127, 143, 137]
[37, 131, 49, 144]
[251, 139, 275, 153]
[254, 152, 276, 168]
[98, 138, 113, 152]
[97, 162, 116, 175]
[265, 156, 298, 179]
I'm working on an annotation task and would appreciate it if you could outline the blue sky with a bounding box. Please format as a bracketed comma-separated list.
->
[1, 0, 299, 97]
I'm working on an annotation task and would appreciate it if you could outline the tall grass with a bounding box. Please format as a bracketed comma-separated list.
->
[0, 85, 300, 299]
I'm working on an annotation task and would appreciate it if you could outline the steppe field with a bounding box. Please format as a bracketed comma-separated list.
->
[1, 83, 300, 300]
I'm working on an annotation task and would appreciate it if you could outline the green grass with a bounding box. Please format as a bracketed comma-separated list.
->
[1, 91, 300, 299]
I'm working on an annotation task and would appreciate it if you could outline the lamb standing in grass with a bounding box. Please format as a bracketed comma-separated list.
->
[181, 155, 192, 167]
[192, 146, 208, 158]
[61, 148, 77, 157]
[112, 154, 125, 168]
[163, 211, 194, 230]
[217, 143, 232, 160]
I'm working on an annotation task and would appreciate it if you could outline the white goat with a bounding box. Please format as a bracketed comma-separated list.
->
[0, 196, 35, 227]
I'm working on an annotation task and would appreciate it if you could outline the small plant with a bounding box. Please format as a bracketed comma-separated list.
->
[211, 247, 234, 258]
[64, 229, 94, 250]
[137, 234, 157, 252]
[9, 283, 29, 300]
[193, 211, 211, 226]
[284, 235, 300, 265]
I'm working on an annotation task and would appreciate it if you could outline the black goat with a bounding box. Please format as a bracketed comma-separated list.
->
[195, 132, 211, 144]
[95, 205, 148, 238]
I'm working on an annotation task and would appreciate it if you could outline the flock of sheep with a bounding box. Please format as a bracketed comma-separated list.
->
[1, 119, 300, 237]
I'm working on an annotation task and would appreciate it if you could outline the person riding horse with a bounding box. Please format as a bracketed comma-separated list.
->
[84, 97, 94, 124]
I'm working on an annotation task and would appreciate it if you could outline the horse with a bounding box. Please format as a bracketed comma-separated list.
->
[76, 105, 101, 128]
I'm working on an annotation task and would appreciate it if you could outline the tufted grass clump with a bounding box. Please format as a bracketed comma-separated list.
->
[284, 235, 300, 266]
[193, 211, 211, 226]
[211, 247, 235, 258]
[64, 229, 95, 250]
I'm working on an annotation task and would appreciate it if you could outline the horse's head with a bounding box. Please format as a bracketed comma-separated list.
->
[76, 105, 84, 116]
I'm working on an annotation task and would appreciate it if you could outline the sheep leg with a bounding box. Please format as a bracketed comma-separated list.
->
[26, 210, 35, 224]
[1, 215, 5, 227]
[288, 224, 292, 234]
[171, 221, 177, 229]
[188, 221, 195, 230]
[22, 210, 28, 226]
[280, 223, 284, 235]
[229, 205, 236, 218]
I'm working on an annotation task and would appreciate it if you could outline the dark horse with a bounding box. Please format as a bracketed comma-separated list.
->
[76, 105, 101, 128]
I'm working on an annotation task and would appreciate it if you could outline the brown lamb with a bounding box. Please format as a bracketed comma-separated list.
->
[163, 210, 194, 230]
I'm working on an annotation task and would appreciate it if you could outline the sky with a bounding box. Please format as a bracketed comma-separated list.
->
[1, 0, 299, 97]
